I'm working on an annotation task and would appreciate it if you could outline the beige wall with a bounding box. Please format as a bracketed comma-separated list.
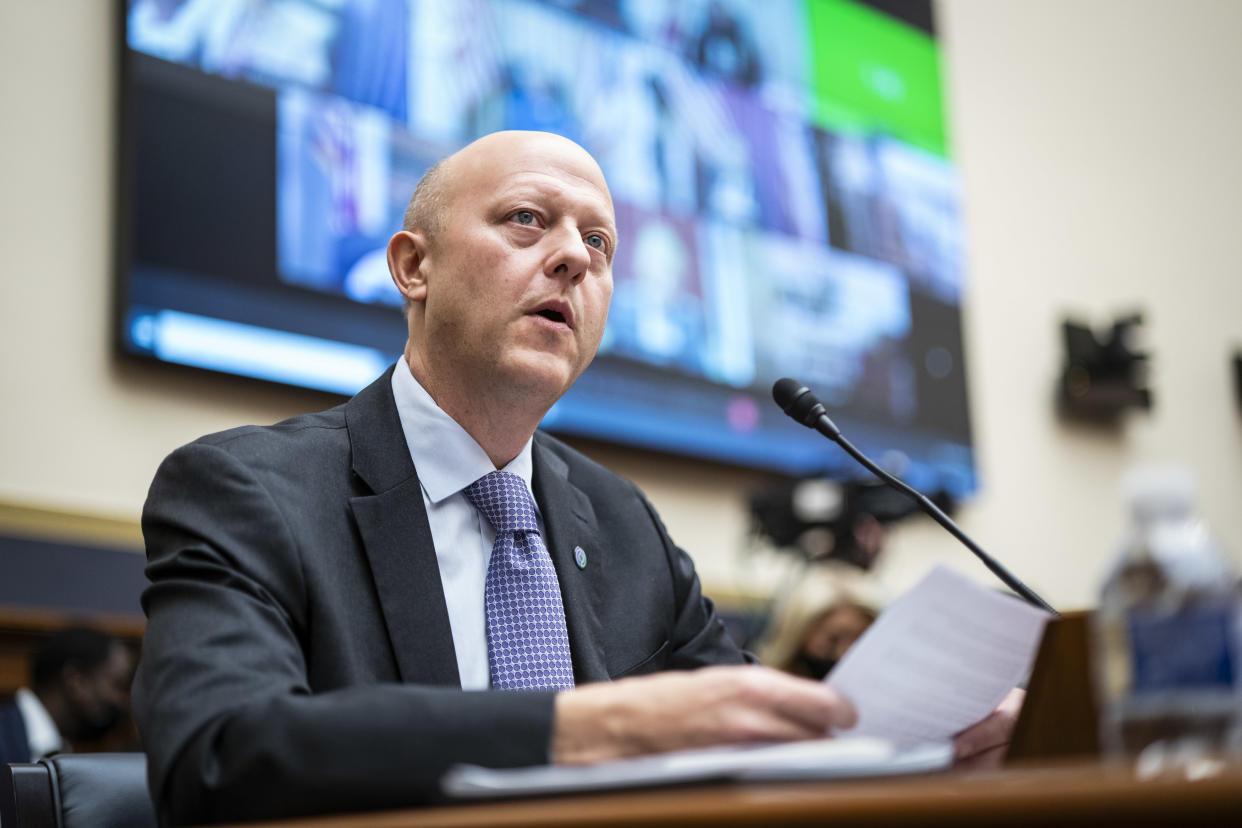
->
[919, 0, 1242, 608]
[2, 1, 1239, 611]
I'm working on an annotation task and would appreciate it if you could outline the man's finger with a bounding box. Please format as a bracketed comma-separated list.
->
[722, 666, 858, 732]
[953, 687, 1025, 765]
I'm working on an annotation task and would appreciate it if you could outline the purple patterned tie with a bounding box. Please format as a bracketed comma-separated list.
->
[463, 471, 575, 690]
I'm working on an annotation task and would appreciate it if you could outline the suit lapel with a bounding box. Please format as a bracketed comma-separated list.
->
[532, 437, 610, 684]
[346, 367, 460, 688]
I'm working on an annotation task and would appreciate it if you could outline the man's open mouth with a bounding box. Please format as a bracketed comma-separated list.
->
[529, 300, 573, 328]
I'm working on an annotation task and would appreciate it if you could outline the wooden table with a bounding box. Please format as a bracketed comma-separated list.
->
[243, 760, 1242, 827]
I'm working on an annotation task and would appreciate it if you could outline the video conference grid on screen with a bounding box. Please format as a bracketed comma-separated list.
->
[118, 0, 973, 493]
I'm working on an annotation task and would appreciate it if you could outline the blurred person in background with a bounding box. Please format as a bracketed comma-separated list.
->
[0, 627, 134, 764]
[760, 565, 883, 680]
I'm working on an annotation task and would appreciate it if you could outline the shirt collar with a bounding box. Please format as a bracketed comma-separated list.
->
[390, 360, 535, 502]
[15, 687, 64, 758]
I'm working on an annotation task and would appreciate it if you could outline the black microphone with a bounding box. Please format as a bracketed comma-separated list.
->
[772, 378, 1058, 617]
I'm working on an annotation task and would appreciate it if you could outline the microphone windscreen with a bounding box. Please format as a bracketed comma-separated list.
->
[772, 378, 822, 427]
[772, 377, 805, 412]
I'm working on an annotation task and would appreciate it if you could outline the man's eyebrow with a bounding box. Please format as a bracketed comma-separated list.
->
[496, 182, 616, 234]
[588, 212, 619, 236]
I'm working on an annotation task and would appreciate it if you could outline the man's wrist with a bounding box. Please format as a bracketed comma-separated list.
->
[550, 682, 640, 765]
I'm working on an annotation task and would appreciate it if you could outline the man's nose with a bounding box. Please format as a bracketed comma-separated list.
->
[544, 224, 591, 284]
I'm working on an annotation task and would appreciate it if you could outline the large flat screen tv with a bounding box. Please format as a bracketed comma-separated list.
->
[116, 0, 974, 495]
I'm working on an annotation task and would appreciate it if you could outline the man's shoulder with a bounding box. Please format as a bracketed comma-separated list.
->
[161, 404, 355, 486]
[163, 365, 399, 481]
[194, 405, 349, 454]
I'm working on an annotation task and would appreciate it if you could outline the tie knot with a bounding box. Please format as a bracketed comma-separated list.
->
[464, 471, 539, 534]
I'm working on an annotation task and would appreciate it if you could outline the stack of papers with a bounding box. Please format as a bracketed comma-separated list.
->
[442, 737, 952, 798]
[442, 565, 1051, 799]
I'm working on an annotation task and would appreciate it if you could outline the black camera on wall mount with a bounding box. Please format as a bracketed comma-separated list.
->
[1057, 311, 1152, 422]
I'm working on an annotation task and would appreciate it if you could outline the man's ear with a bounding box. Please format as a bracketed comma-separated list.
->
[388, 230, 429, 305]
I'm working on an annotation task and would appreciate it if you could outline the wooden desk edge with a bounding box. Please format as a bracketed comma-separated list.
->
[232, 761, 1242, 828]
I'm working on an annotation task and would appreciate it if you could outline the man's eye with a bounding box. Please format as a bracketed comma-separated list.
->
[585, 233, 607, 250]
[512, 210, 536, 225]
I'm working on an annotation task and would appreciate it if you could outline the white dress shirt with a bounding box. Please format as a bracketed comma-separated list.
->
[15, 687, 64, 759]
[390, 361, 541, 690]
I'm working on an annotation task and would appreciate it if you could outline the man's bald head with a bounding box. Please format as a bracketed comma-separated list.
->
[400, 131, 613, 245]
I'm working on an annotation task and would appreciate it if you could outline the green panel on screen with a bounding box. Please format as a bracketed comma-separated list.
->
[808, 0, 948, 156]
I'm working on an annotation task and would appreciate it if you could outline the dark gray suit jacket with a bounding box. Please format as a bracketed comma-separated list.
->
[132, 366, 746, 825]
[0, 699, 32, 766]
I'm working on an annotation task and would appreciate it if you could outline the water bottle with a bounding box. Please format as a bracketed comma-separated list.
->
[1093, 465, 1242, 760]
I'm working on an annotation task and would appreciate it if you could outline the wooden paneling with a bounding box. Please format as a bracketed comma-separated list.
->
[1009, 610, 1101, 760]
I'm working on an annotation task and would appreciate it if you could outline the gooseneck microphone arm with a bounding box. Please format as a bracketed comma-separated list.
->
[772, 378, 1058, 617]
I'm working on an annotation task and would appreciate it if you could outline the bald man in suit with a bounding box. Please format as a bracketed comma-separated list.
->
[133, 131, 1014, 825]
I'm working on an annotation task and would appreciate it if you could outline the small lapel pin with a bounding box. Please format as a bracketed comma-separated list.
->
[573, 545, 588, 570]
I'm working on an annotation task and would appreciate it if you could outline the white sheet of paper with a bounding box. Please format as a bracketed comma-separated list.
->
[827, 565, 1052, 749]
